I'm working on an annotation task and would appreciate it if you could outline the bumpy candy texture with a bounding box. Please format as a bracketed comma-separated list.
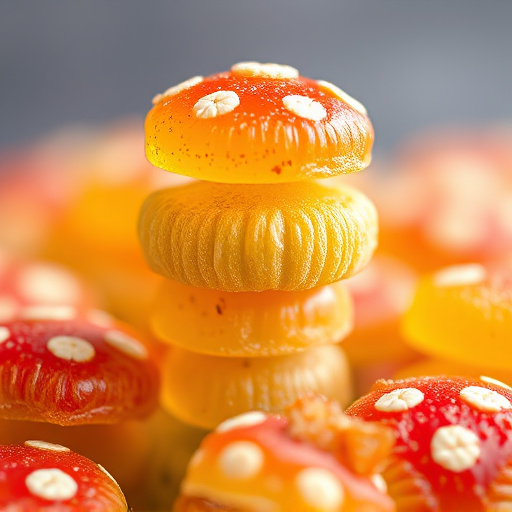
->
[176, 396, 394, 512]
[146, 62, 373, 183]
[139, 181, 378, 292]
[0, 442, 127, 511]
[347, 376, 512, 511]
[0, 310, 159, 425]
[160, 344, 353, 429]
[402, 263, 512, 369]
[151, 278, 353, 357]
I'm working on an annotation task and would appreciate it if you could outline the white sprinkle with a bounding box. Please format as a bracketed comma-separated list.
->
[104, 330, 148, 359]
[47, 336, 96, 363]
[25, 468, 78, 501]
[18, 265, 81, 305]
[25, 440, 70, 453]
[431, 425, 480, 472]
[317, 80, 367, 115]
[20, 305, 76, 321]
[433, 264, 487, 288]
[87, 309, 114, 328]
[0, 295, 17, 322]
[0, 326, 10, 344]
[460, 386, 512, 413]
[218, 441, 264, 479]
[193, 91, 240, 119]
[374, 388, 425, 412]
[480, 376, 512, 391]
[296, 467, 344, 509]
[216, 411, 267, 433]
[231, 62, 299, 79]
[152, 76, 203, 104]
[282, 95, 326, 121]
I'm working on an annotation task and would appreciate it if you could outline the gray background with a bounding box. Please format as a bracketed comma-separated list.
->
[1, 1, 511, 154]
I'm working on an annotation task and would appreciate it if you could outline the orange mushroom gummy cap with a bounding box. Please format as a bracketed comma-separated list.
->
[347, 376, 512, 511]
[0, 441, 127, 510]
[177, 395, 394, 512]
[0, 308, 159, 425]
[146, 62, 373, 183]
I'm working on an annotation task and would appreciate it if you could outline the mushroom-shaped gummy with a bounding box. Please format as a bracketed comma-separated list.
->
[0, 440, 127, 511]
[0, 249, 95, 323]
[146, 62, 373, 183]
[0, 308, 159, 425]
[346, 376, 512, 511]
[402, 263, 512, 369]
[175, 394, 395, 512]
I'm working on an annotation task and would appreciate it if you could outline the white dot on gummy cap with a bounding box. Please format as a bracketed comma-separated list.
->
[152, 76, 203, 104]
[296, 467, 344, 508]
[47, 336, 96, 363]
[216, 411, 267, 433]
[282, 95, 327, 121]
[20, 305, 76, 321]
[374, 388, 425, 412]
[231, 62, 299, 79]
[18, 265, 81, 304]
[25, 440, 70, 453]
[431, 425, 480, 472]
[317, 80, 367, 115]
[218, 441, 264, 479]
[433, 264, 487, 288]
[193, 91, 240, 119]
[460, 386, 512, 413]
[104, 330, 148, 359]
[480, 376, 512, 391]
[25, 468, 78, 501]
[0, 326, 10, 344]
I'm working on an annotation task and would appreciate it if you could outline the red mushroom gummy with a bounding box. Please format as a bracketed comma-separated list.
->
[346, 376, 512, 511]
[0, 440, 128, 510]
[0, 310, 159, 425]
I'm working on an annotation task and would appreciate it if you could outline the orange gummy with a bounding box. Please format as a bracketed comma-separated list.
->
[160, 344, 353, 429]
[146, 63, 373, 183]
[151, 279, 353, 357]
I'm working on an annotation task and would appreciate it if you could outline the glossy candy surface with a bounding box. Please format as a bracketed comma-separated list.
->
[146, 62, 373, 183]
[347, 376, 512, 511]
[0, 441, 127, 511]
[152, 279, 353, 357]
[402, 263, 512, 369]
[161, 345, 353, 429]
[0, 309, 159, 425]
[176, 396, 394, 512]
[139, 181, 378, 292]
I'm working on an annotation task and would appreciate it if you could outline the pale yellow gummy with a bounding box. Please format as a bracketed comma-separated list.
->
[161, 344, 353, 429]
[139, 181, 378, 292]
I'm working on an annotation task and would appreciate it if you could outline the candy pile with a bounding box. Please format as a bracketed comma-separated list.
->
[1, 61, 512, 511]
[139, 62, 377, 430]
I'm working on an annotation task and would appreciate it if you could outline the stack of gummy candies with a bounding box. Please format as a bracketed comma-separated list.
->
[138, 61, 378, 430]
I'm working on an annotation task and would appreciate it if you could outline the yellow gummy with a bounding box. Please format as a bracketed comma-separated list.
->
[160, 344, 353, 429]
[151, 279, 353, 357]
[402, 269, 512, 369]
[139, 181, 378, 292]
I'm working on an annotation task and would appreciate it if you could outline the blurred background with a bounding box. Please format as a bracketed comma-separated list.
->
[2, 0, 512, 152]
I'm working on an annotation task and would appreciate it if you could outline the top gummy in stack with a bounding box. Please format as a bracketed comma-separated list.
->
[145, 62, 374, 184]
